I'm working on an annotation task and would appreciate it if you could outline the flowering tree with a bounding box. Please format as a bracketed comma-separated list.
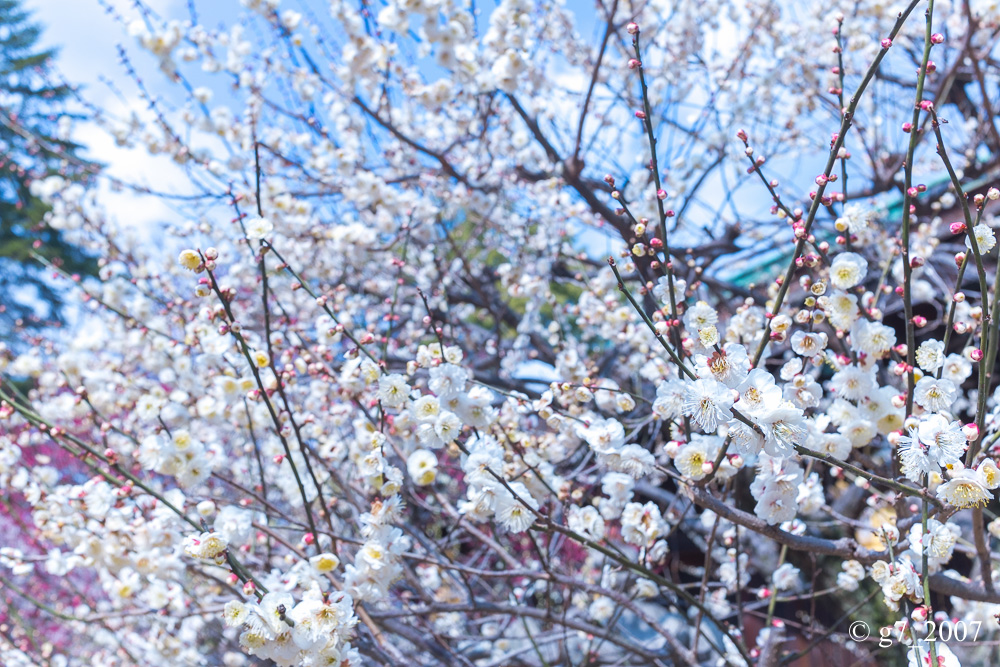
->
[5, 0, 1000, 665]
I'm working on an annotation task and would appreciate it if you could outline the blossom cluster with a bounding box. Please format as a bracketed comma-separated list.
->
[4, 0, 1000, 666]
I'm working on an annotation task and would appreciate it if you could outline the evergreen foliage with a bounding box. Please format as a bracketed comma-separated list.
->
[0, 0, 96, 334]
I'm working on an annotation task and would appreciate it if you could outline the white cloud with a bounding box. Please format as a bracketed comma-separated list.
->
[26, 0, 213, 237]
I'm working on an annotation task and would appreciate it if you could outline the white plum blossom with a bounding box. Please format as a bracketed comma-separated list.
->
[683, 378, 735, 432]
[244, 216, 274, 239]
[6, 2, 1000, 665]
[829, 252, 868, 289]
[913, 376, 958, 413]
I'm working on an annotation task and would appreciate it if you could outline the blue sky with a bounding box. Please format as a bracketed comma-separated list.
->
[24, 0, 251, 237]
[23, 0, 861, 282]
[26, 0, 188, 233]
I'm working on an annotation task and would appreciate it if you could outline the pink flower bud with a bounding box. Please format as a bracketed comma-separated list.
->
[912, 315, 927, 327]
[931, 33, 944, 44]
[881, 38, 893, 49]
[963, 423, 979, 441]
[656, 189, 667, 200]
[920, 100, 934, 111]
[950, 222, 967, 234]
[971, 348, 984, 361]
[902, 122, 913, 133]
[701, 461, 714, 475]
[736, 128, 748, 142]
[626, 22, 639, 35]
[303, 532, 315, 545]
[912, 606, 928, 622]
[628, 58, 641, 69]
[635, 110, 646, 119]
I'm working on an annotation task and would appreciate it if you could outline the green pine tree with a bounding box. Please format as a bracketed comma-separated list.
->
[0, 0, 98, 336]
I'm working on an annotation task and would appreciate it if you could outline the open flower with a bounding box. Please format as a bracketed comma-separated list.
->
[694, 343, 750, 388]
[829, 252, 868, 289]
[937, 470, 993, 508]
[913, 376, 957, 413]
[244, 216, 274, 239]
[683, 378, 734, 432]
[406, 449, 438, 486]
[184, 532, 228, 563]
